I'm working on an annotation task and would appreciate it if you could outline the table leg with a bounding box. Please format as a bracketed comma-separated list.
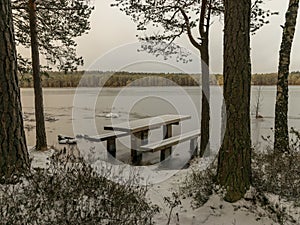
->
[131, 132, 142, 165]
[141, 130, 149, 145]
[107, 138, 116, 158]
[131, 132, 139, 165]
[161, 124, 172, 161]
[131, 130, 149, 165]
[190, 137, 198, 159]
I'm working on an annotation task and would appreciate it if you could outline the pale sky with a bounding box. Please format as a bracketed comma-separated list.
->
[74, 0, 300, 74]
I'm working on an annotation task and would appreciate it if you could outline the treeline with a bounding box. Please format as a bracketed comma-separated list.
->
[252, 72, 300, 85]
[18, 71, 300, 88]
[19, 71, 201, 87]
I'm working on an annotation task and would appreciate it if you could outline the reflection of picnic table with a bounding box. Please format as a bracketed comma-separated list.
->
[104, 114, 199, 165]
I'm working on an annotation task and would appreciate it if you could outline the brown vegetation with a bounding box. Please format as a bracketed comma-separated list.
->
[0, 151, 159, 224]
[18, 71, 300, 88]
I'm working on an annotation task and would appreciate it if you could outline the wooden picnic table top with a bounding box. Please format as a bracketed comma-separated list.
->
[104, 114, 191, 133]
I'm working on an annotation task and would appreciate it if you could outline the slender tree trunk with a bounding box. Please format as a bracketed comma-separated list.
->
[217, 0, 252, 202]
[0, 0, 29, 179]
[28, 0, 47, 151]
[198, 0, 211, 158]
[199, 39, 210, 157]
[274, 0, 299, 153]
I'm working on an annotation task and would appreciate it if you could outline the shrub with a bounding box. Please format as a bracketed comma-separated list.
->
[252, 129, 300, 204]
[0, 152, 159, 225]
[180, 161, 216, 208]
[252, 129, 300, 224]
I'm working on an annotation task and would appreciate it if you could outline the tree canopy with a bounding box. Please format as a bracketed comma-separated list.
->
[111, 0, 276, 60]
[12, 0, 94, 73]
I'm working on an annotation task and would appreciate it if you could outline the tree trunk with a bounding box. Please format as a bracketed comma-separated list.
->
[199, 39, 210, 157]
[217, 0, 252, 202]
[274, 0, 299, 153]
[198, 0, 211, 158]
[0, 0, 30, 179]
[28, 0, 47, 151]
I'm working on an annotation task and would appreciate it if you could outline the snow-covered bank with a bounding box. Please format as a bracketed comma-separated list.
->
[27, 147, 300, 225]
[146, 157, 279, 225]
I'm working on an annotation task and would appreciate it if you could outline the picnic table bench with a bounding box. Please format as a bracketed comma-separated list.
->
[80, 131, 128, 157]
[78, 114, 200, 165]
[140, 129, 200, 157]
[104, 114, 199, 165]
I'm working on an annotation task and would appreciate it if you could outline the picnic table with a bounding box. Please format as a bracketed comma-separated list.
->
[104, 114, 191, 165]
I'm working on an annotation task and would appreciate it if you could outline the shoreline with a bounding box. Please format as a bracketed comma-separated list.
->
[18, 71, 300, 88]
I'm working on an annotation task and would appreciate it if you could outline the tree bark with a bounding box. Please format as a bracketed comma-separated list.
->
[274, 0, 299, 153]
[28, 0, 47, 151]
[0, 0, 29, 179]
[217, 0, 252, 202]
[198, 0, 211, 158]
[199, 39, 210, 157]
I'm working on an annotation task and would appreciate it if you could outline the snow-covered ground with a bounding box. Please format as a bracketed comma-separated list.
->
[28, 147, 300, 225]
[146, 157, 279, 225]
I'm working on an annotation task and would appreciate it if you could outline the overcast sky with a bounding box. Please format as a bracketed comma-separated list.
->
[75, 0, 300, 74]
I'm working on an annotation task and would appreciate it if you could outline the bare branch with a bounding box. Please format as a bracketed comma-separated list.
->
[178, 6, 201, 50]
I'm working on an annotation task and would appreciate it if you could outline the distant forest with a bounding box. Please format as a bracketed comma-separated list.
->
[18, 71, 300, 88]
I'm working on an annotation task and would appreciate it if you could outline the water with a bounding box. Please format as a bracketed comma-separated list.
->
[251, 86, 300, 150]
[21, 86, 300, 160]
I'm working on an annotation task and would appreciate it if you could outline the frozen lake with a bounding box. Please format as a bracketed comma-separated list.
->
[21, 86, 300, 164]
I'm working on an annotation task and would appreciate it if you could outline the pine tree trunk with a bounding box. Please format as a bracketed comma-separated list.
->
[274, 0, 299, 153]
[199, 39, 210, 157]
[217, 0, 252, 202]
[0, 0, 30, 179]
[28, 0, 47, 151]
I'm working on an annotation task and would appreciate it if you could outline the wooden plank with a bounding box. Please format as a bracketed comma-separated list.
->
[104, 114, 191, 133]
[140, 129, 200, 153]
[82, 131, 128, 142]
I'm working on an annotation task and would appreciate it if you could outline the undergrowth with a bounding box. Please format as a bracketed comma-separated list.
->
[180, 161, 216, 208]
[252, 128, 300, 224]
[0, 151, 159, 225]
